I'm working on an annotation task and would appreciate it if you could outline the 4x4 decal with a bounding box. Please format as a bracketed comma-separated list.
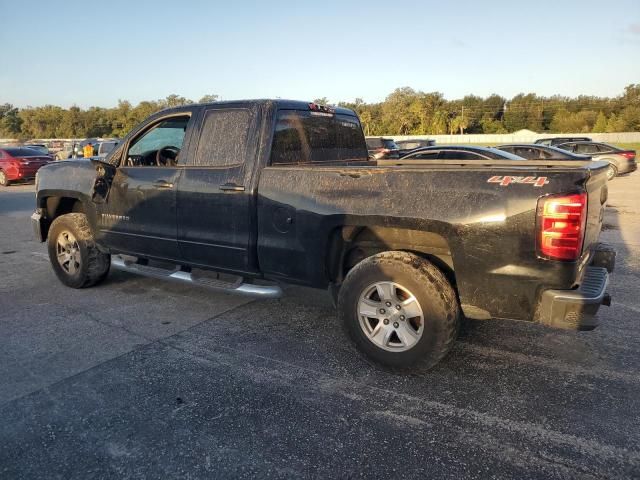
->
[487, 175, 549, 187]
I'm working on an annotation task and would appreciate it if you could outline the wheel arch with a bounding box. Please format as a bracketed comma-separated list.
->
[326, 225, 456, 289]
[36, 190, 92, 240]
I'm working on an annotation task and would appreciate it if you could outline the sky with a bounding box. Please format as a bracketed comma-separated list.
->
[1, 0, 639, 108]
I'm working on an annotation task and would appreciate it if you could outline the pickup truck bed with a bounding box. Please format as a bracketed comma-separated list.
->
[257, 161, 611, 324]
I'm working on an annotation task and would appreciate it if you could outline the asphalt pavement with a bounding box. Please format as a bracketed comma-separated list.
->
[0, 178, 639, 479]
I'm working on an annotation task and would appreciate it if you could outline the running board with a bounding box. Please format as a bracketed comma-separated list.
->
[110, 256, 283, 299]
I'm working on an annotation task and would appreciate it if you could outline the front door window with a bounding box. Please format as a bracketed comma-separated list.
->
[125, 116, 190, 167]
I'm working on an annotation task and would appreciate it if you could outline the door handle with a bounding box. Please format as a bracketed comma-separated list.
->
[219, 183, 245, 192]
[153, 180, 174, 189]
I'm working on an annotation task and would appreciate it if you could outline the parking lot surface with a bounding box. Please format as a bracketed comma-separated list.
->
[1, 178, 639, 479]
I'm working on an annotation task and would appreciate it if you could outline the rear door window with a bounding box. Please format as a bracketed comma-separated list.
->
[596, 144, 614, 153]
[406, 150, 440, 160]
[439, 150, 486, 160]
[270, 110, 367, 164]
[513, 147, 533, 158]
[191, 108, 253, 167]
[383, 139, 398, 150]
[575, 144, 598, 154]
[366, 138, 383, 149]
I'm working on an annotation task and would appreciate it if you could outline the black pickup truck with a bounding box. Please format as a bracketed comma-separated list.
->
[31, 99, 615, 371]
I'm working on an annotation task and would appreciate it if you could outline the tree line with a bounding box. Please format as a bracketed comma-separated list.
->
[1, 86, 639, 140]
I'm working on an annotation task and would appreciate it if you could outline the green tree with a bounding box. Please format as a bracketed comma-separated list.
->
[429, 110, 448, 134]
[162, 94, 193, 108]
[0, 103, 23, 137]
[619, 106, 640, 131]
[504, 93, 543, 132]
[605, 113, 625, 133]
[592, 111, 607, 133]
[198, 94, 219, 103]
[480, 114, 506, 133]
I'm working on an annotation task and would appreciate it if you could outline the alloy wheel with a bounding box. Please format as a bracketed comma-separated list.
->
[357, 281, 424, 352]
[56, 230, 81, 275]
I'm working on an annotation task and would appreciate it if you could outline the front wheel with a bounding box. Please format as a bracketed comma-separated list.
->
[606, 164, 618, 181]
[0, 170, 10, 187]
[47, 213, 111, 288]
[338, 251, 460, 372]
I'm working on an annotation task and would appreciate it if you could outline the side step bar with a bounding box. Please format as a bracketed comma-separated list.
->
[111, 256, 283, 299]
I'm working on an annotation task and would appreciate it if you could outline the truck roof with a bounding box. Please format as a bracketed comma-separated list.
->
[159, 99, 358, 117]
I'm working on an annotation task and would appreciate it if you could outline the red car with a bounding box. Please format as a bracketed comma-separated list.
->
[0, 147, 52, 186]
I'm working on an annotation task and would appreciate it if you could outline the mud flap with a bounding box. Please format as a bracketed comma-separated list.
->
[90, 159, 116, 203]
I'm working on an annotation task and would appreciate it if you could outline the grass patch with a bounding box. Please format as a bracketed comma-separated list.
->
[612, 143, 640, 151]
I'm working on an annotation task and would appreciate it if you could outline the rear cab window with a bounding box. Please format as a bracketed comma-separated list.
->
[270, 110, 367, 165]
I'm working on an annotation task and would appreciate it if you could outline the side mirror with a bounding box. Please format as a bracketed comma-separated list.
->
[90, 159, 116, 203]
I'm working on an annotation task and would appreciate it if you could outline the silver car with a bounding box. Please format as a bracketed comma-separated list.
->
[556, 142, 637, 180]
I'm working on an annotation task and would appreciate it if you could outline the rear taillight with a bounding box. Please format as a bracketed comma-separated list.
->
[536, 192, 587, 261]
[619, 151, 636, 159]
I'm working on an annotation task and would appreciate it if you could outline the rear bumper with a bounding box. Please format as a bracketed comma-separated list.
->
[535, 243, 615, 331]
[620, 160, 637, 174]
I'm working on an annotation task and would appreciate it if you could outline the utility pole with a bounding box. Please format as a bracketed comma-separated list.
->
[461, 105, 465, 134]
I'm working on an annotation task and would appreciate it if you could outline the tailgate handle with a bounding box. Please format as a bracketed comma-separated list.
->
[219, 183, 245, 192]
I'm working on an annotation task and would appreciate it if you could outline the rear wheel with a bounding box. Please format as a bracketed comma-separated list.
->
[0, 170, 10, 187]
[606, 164, 618, 180]
[47, 213, 110, 288]
[338, 251, 460, 372]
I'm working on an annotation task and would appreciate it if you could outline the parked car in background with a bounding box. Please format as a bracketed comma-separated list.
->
[388, 145, 524, 163]
[497, 144, 592, 161]
[555, 142, 637, 179]
[365, 137, 400, 159]
[535, 137, 592, 146]
[95, 139, 119, 157]
[55, 142, 76, 160]
[24, 144, 50, 155]
[395, 139, 436, 157]
[77, 138, 100, 158]
[0, 147, 51, 186]
[48, 140, 65, 154]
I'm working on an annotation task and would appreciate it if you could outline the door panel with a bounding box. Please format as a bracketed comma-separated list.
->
[177, 105, 260, 273]
[97, 166, 182, 260]
[96, 113, 196, 261]
[177, 165, 253, 271]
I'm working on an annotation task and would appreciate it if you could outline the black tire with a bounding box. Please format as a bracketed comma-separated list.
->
[606, 164, 618, 181]
[338, 251, 460, 372]
[0, 169, 10, 187]
[47, 213, 111, 288]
